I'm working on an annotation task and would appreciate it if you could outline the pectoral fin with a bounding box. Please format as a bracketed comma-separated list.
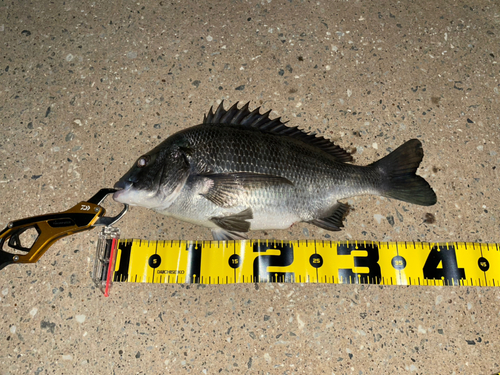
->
[210, 207, 253, 232]
[201, 172, 293, 208]
[307, 202, 349, 231]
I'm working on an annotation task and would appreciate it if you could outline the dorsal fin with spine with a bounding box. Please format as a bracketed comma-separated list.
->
[203, 101, 353, 163]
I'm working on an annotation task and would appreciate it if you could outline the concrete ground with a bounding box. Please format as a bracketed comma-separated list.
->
[1, 0, 500, 373]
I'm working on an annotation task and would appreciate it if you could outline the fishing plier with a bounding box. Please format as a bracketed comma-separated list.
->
[0, 188, 128, 270]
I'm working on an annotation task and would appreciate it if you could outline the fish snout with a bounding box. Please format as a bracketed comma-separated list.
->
[114, 179, 132, 190]
[114, 168, 141, 190]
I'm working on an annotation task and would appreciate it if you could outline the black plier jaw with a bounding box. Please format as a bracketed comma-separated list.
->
[0, 188, 128, 270]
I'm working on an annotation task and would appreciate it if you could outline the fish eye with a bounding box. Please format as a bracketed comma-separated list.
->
[137, 155, 149, 168]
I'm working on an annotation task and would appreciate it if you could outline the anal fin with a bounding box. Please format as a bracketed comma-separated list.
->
[307, 202, 349, 231]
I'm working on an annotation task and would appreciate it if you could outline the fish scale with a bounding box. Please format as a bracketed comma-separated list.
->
[113, 101, 436, 240]
[178, 126, 354, 206]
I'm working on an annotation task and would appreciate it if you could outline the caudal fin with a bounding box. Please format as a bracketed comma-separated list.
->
[371, 139, 437, 206]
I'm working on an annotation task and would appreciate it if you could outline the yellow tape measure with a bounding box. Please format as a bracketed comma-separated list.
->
[111, 240, 499, 287]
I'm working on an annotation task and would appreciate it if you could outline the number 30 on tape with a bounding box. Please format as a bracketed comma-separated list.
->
[111, 240, 500, 287]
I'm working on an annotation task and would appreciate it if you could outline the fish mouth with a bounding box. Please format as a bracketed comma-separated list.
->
[112, 180, 132, 202]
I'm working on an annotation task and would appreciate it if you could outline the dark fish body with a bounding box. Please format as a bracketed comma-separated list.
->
[114, 102, 436, 239]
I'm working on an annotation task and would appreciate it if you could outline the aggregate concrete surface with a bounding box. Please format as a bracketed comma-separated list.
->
[1, 0, 500, 374]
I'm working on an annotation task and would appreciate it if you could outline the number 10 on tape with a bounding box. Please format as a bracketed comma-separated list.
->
[111, 240, 500, 287]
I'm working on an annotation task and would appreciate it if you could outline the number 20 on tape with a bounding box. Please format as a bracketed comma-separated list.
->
[112, 240, 500, 287]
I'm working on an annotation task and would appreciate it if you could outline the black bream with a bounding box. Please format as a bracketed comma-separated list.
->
[113, 102, 437, 240]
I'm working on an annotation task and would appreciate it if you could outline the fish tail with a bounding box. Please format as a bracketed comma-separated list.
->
[371, 139, 437, 206]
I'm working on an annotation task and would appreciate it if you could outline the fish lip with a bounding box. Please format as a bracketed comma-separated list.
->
[112, 180, 132, 202]
[113, 187, 131, 203]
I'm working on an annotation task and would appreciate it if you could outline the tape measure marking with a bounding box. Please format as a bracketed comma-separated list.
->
[112, 240, 500, 287]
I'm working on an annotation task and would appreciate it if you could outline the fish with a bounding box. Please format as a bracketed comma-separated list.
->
[113, 101, 437, 240]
